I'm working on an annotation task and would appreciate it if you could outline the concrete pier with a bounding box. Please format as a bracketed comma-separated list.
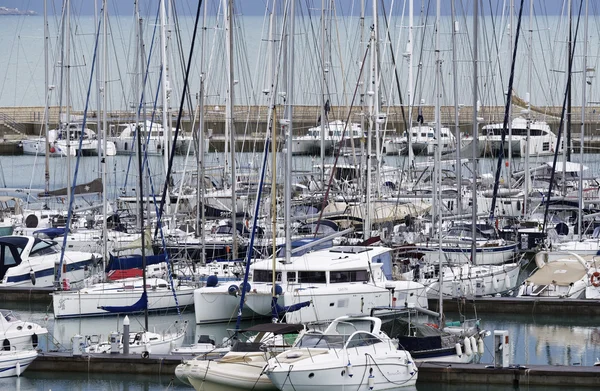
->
[2, 104, 600, 154]
[27, 352, 600, 388]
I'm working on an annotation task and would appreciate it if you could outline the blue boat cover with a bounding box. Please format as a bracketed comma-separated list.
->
[106, 253, 166, 272]
[33, 227, 67, 239]
[99, 291, 148, 313]
[271, 297, 311, 319]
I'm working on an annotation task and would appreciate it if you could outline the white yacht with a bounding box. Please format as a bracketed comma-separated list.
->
[479, 117, 560, 157]
[194, 246, 429, 324]
[291, 120, 364, 155]
[517, 252, 600, 299]
[0, 236, 101, 288]
[110, 120, 193, 155]
[177, 323, 304, 390]
[384, 124, 457, 156]
[22, 123, 116, 157]
[266, 315, 418, 390]
[0, 309, 48, 378]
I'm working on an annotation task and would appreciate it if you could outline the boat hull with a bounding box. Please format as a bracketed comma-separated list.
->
[52, 281, 195, 318]
[0, 350, 37, 378]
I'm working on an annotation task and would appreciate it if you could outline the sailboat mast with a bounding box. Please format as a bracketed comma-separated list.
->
[102, 0, 109, 270]
[197, 1, 208, 262]
[471, 0, 479, 266]
[407, 0, 414, 179]
[285, 0, 295, 265]
[137, 108, 149, 332]
[451, 0, 461, 217]
[226, 0, 238, 259]
[65, 0, 72, 204]
[320, 0, 326, 185]
[579, 0, 588, 240]
[160, 0, 171, 214]
[434, 0, 443, 325]
[94, 0, 101, 169]
[523, 0, 532, 217]
[43, 0, 50, 195]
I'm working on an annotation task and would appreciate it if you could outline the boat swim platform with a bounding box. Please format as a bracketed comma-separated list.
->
[27, 352, 600, 388]
[429, 296, 600, 316]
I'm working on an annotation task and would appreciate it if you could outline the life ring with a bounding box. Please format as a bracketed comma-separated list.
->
[591, 272, 600, 287]
[425, 323, 439, 329]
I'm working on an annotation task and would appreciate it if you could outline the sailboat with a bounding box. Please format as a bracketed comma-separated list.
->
[407, 0, 521, 300]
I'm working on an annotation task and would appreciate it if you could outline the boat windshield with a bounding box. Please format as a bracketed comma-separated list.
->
[295, 333, 347, 349]
[30, 240, 59, 256]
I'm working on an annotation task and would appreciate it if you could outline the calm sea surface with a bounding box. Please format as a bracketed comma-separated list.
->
[3, 295, 600, 390]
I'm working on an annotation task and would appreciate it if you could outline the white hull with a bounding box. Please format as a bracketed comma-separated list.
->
[269, 360, 417, 391]
[0, 350, 37, 378]
[415, 242, 517, 266]
[53, 278, 195, 318]
[421, 263, 520, 298]
[243, 281, 428, 324]
[194, 283, 255, 324]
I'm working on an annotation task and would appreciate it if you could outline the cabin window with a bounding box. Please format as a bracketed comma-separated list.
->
[253, 270, 282, 283]
[2, 246, 16, 266]
[421, 132, 426, 137]
[298, 271, 326, 284]
[542, 142, 550, 151]
[330, 270, 369, 283]
[287, 272, 297, 283]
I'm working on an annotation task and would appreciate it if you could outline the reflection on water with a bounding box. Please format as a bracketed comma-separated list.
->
[4, 299, 600, 367]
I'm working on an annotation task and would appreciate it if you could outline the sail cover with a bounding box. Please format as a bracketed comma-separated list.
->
[105, 253, 166, 272]
[271, 297, 311, 319]
[38, 178, 103, 198]
[99, 291, 148, 313]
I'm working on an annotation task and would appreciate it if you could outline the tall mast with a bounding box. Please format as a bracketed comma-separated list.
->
[94, 0, 101, 170]
[365, 0, 378, 240]
[65, 0, 72, 204]
[225, 0, 238, 258]
[507, 0, 513, 184]
[160, 0, 171, 214]
[407, 0, 414, 179]
[523, 0, 533, 217]
[578, 0, 588, 240]
[43, 0, 50, 195]
[471, 0, 479, 266]
[434, 0, 443, 326]
[451, 0, 461, 217]
[101, 0, 109, 271]
[320, 0, 326, 185]
[285, 0, 295, 265]
[196, 0, 208, 265]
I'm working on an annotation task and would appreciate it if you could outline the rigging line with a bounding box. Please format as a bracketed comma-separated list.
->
[56, 14, 102, 285]
[489, 0, 526, 222]
[171, 1, 196, 123]
[312, 45, 369, 237]
[122, 5, 160, 194]
[154, 0, 204, 238]
[542, 0, 584, 236]
[379, 0, 410, 190]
